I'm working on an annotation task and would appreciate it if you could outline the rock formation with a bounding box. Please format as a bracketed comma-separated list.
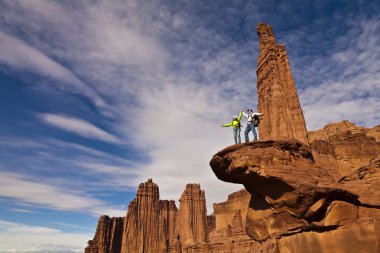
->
[309, 120, 380, 177]
[176, 184, 207, 245]
[207, 22, 380, 252]
[85, 216, 123, 253]
[86, 22, 379, 253]
[85, 180, 260, 253]
[120, 179, 169, 253]
[256, 23, 309, 145]
[210, 140, 380, 252]
[86, 179, 179, 253]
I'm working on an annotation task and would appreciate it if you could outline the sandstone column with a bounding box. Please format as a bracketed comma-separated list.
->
[85, 216, 124, 253]
[256, 23, 309, 145]
[176, 184, 208, 245]
[121, 179, 163, 253]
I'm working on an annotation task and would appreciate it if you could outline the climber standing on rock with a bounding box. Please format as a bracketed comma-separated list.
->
[243, 109, 264, 142]
[221, 110, 243, 144]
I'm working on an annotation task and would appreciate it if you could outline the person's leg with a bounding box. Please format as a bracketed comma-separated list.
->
[244, 125, 250, 142]
[255, 127, 259, 140]
[252, 125, 258, 141]
[233, 128, 238, 144]
[237, 127, 241, 143]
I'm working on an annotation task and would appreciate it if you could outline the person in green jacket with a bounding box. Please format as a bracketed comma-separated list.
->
[221, 110, 243, 144]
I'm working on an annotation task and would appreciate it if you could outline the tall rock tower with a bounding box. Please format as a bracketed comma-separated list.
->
[256, 23, 309, 145]
[176, 184, 208, 245]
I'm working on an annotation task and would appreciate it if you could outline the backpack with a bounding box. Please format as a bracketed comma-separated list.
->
[253, 115, 260, 127]
[233, 118, 241, 128]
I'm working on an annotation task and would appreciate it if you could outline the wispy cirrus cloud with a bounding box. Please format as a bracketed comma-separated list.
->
[0, 171, 125, 216]
[0, 30, 108, 111]
[39, 113, 120, 144]
[0, 135, 138, 193]
[296, 16, 380, 129]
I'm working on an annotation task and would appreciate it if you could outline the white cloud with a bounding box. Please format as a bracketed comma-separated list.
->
[0, 31, 76, 82]
[0, 30, 107, 110]
[0, 171, 101, 210]
[39, 113, 120, 144]
[0, 136, 138, 195]
[8, 208, 38, 214]
[77, 162, 137, 176]
[0, 171, 124, 216]
[120, 83, 245, 209]
[0, 220, 90, 253]
[299, 17, 380, 130]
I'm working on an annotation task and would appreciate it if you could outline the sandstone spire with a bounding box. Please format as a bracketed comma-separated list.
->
[85, 216, 123, 253]
[256, 23, 309, 145]
[121, 178, 161, 252]
[176, 184, 208, 245]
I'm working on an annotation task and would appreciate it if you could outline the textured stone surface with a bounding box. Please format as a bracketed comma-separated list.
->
[122, 179, 158, 252]
[309, 120, 380, 177]
[338, 159, 380, 207]
[176, 184, 208, 245]
[208, 189, 251, 242]
[210, 140, 380, 252]
[85, 180, 259, 253]
[256, 23, 308, 145]
[85, 216, 123, 253]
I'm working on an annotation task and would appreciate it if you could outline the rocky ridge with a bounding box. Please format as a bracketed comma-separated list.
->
[309, 120, 380, 177]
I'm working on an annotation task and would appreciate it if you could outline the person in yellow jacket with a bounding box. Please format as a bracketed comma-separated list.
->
[221, 110, 243, 144]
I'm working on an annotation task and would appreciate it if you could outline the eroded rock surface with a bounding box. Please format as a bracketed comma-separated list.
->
[176, 184, 208, 245]
[309, 120, 380, 177]
[256, 23, 309, 145]
[210, 140, 380, 252]
[85, 180, 259, 253]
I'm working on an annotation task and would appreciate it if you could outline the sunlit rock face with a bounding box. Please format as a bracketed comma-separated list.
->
[256, 23, 309, 145]
[85, 179, 261, 253]
[308, 120, 380, 177]
[210, 140, 380, 253]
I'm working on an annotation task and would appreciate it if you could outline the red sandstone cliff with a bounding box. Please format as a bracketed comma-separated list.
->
[308, 120, 380, 177]
[256, 23, 309, 145]
[176, 184, 208, 245]
[85, 216, 123, 253]
[85, 180, 259, 253]
[86, 179, 179, 253]
[210, 140, 380, 253]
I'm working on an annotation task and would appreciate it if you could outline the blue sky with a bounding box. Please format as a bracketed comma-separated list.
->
[0, 0, 379, 251]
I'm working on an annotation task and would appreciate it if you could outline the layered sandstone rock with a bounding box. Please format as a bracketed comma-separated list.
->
[176, 184, 208, 245]
[86, 179, 179, 253]
[210, 140, 380, 252]
[85, 180, 258, 253]
[121, 179, 162, 252]
[208, 189, 251, 242]
[309, 120, 380, 176]
[256, 23, 308, 145]
[85, 216, 123, 253]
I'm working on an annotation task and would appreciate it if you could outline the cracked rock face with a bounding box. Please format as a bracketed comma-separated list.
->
[309, 120, 380, 177]
[210, 140, 380, 252]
